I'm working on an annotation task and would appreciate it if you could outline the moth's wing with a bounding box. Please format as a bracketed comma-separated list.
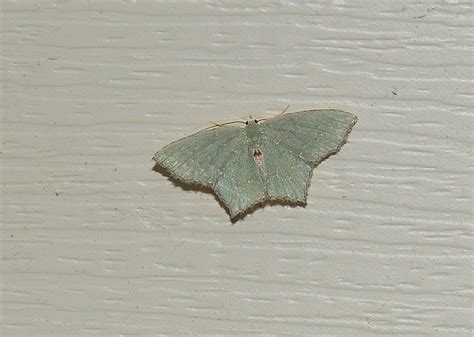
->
[260, 109, 357, 201]
[259, 137, 312, 202]
[154, 126, 265, 217]
[213, 144, 266, 218]
[154, 126, 243, 186]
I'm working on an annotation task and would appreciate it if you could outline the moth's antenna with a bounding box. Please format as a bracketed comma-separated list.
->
[200, 120, 246, 132]
[257, 105, 290, 123]
[279, 104, 290, 116]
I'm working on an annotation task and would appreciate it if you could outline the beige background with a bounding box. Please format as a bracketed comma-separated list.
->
[1, 1, 472, 336]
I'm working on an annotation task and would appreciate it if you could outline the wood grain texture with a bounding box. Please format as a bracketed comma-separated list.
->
[1, 1, 472, 336]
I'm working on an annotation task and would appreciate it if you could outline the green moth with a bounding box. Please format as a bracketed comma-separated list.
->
[154, 109, 357, 220]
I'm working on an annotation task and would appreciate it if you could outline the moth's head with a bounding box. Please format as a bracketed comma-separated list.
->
[244, 116, 261, 136]
[244, 118, 259, 126]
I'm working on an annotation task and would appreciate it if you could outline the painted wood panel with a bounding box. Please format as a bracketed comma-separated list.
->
[1, 1, 472, 336]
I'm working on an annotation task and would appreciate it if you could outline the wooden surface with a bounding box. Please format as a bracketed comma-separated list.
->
[1, 1, 472, 336]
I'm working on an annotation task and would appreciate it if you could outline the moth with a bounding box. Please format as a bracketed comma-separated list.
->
[153, 109, 357, 220]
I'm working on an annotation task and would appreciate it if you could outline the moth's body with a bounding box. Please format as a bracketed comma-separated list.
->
[244, 120, 267, 188]
[154, 109, 357, 220]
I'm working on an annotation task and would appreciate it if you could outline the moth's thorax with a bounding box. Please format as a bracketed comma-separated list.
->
[244, 121, 262, 141]
[245, 121, 265, 157]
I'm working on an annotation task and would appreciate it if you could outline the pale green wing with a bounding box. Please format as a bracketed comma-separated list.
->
[260, 109, 357, 200]
[154, 126, 265, 217]
[259, 138, 312, 201]
[213, 146, 266, 217]
[154, 126, 244, 186]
